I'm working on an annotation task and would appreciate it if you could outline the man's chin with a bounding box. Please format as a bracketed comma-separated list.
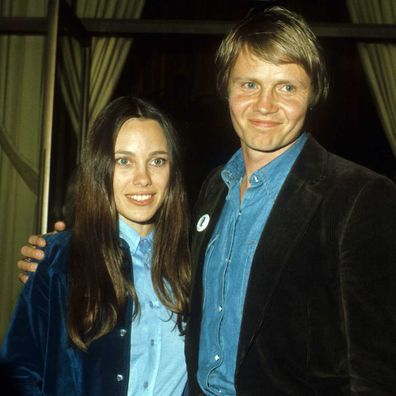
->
[244, 134, 302, 154]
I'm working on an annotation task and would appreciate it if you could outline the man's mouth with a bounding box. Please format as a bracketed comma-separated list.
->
[249, 118, 280, 128]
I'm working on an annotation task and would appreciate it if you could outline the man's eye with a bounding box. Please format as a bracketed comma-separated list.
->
[150, 158, 167, 167]
[243, 81, 257, 90]
[282, 84, 295, 93]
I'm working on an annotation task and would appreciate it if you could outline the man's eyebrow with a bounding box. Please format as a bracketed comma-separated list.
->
[231, 76, 255, 81]
[229, 76, 259, 86]
[277, 79, 310, 88]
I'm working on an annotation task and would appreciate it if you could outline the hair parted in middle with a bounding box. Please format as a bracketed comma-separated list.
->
[68, 96, 191, 351]
[215, 6, 329, 106]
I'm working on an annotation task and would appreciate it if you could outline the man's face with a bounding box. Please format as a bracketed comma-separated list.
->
[228, 47, 311, 162]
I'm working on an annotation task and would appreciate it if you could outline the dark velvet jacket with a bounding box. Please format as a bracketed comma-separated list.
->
[185, 136, 396, 395]
[1, 231, 134, 396]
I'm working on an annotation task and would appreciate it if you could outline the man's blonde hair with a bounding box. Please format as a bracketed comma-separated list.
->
[216, 6, 329, 106]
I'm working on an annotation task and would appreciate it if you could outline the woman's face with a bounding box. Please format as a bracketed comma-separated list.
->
[113, 118, 170, 236]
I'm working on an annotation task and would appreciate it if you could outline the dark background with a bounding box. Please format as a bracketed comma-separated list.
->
[49, 0, 396, 223]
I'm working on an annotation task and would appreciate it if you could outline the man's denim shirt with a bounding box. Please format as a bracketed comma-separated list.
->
[197, 133, 307, 395]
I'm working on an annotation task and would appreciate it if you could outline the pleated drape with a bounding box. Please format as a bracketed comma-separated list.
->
[0, 0, 47, 341]
[58, 0, 145, 145]
[347, 0, 396, 157]
[0, 0, 146, 342]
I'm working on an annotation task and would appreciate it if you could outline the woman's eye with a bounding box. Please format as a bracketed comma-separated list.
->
[115, 157, 130, 166]
[150, 158, 167, 167]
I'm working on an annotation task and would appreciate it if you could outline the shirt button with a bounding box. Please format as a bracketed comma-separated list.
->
[214, 354, 220, 361]
[218, 306, 223, 312]
[119, 329, 127, 337]
[149, 301, 154, 308]
[150, 339, 155, 346]
[144, 381, 149, 388]
[116, 374, 124, 382]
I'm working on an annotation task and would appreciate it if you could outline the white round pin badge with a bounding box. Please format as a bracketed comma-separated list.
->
[196, 214, 210, 232]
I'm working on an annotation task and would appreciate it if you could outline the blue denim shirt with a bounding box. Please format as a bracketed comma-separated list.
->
[119, 220, 187, 396]
[1, 225, 187, 396]
[197, 133, 307, 395]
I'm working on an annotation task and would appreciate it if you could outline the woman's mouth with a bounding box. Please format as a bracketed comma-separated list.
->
[126, 194, 154, 205]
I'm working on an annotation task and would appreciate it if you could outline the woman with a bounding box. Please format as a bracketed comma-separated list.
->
[1, 97, 191, 395]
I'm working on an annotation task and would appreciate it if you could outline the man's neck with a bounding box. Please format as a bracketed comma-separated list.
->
[240, 150, 277, 200]
[243, 143, 290, 177]
[240, 138, 301, 199]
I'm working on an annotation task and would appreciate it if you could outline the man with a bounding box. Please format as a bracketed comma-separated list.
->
[17, 6, 396, 395]
[184, 6, 396, 395]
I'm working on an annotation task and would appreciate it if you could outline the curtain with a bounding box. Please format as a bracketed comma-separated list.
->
[59, 0, 145, 142]
[347, 0, 396, 157]
[0, 0, 146, 342]
[0, 0, 47, 341]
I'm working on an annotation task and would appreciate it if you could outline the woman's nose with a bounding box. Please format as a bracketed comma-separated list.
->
[132, 167, 152, 187]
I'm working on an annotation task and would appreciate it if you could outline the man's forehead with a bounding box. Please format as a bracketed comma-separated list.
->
[232, 51, 308, 78]
[236, 46, 293, 67]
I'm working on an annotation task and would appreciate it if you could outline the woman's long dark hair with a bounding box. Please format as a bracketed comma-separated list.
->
[68, 97, 191, 351]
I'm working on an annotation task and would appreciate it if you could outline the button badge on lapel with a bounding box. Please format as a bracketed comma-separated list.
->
[196, 214, 210, 232]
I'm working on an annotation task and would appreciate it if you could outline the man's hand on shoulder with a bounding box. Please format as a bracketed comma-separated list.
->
[17, 221, 67, 283]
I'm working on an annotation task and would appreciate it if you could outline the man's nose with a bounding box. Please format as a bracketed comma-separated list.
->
[254, 89, 277, 113]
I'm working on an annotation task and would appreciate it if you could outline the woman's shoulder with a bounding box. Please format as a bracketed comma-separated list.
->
[39, 230, 73, 276]
[43, 229, 72, 247]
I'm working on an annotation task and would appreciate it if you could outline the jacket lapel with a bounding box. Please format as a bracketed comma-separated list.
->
[190, 168, 228, 288]
[236, 137, 328, 369]
[188, 168, 228, 372]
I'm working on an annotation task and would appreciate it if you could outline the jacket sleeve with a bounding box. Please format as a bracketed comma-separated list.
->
[339, 176, 396, 394]
[190, 166, 223, 228]
[1, 256, 52, 395]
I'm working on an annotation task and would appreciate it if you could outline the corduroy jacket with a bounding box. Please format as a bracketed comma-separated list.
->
[186, 135, 396, 395]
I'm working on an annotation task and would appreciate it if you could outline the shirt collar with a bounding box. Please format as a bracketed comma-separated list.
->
[221, 132, 308, 189]
[119, 218, 154, 257]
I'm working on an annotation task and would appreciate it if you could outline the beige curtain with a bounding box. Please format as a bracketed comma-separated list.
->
[59, 0, 145, 142]
[0, 0, 146, 342]
[347, 0, 396, 157]
[0, 0, 47, 341]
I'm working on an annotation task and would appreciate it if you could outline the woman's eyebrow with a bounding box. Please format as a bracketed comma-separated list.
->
[114, 149, 169, 156]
